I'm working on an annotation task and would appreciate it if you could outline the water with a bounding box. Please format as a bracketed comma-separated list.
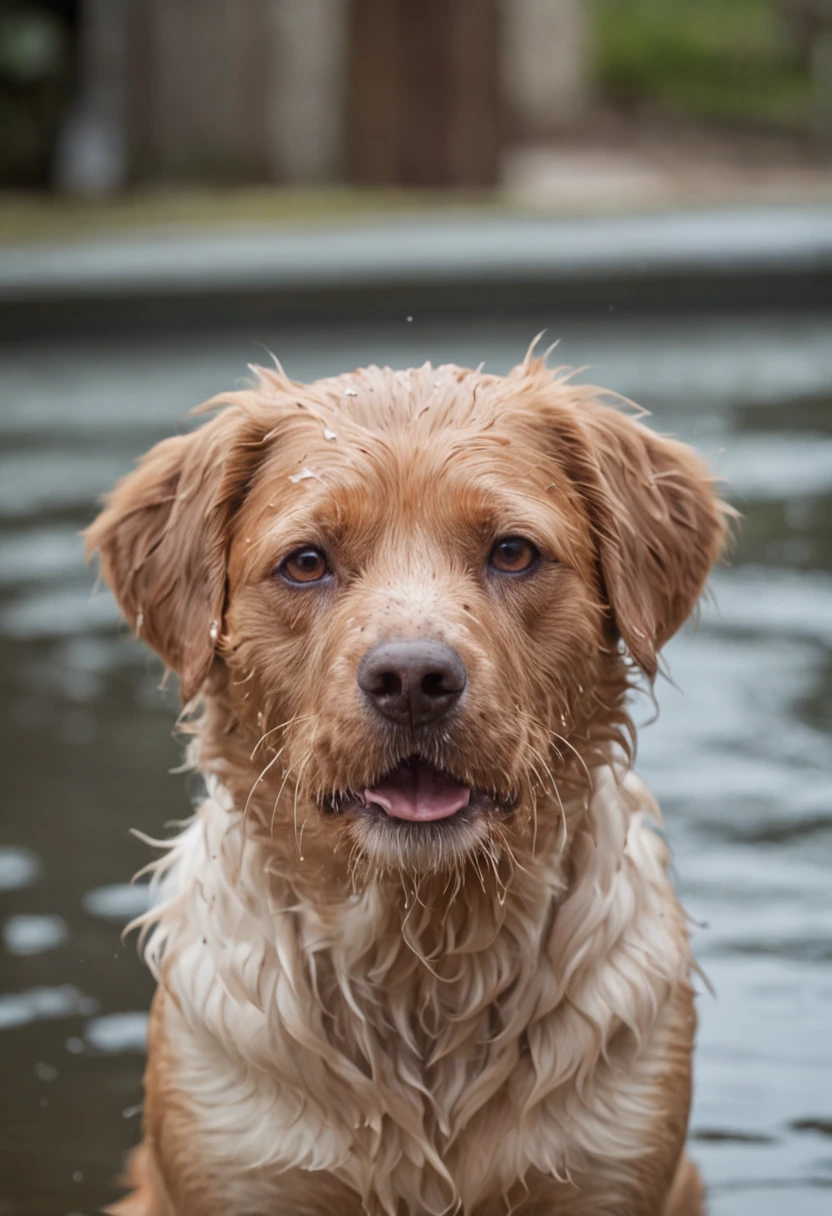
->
[1, 313, 831, 1215]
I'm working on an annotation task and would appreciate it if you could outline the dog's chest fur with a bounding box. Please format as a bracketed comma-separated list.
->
[144, 769, 689, 1215]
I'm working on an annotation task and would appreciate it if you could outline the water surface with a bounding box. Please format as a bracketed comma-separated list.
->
[1, 313, 831, 1214]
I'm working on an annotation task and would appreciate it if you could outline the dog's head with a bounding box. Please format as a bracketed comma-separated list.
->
[87, 359, 727, 880]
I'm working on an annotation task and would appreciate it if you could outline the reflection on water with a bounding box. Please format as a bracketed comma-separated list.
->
[1, 313, 831, 1215]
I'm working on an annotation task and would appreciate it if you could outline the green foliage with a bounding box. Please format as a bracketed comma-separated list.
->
[594, 0, 814, 128]
[0, 7, 65, 82]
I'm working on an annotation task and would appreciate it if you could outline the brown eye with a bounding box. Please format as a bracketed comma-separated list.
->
[280, 546, 330, 584]
[490, 536, 540, 575]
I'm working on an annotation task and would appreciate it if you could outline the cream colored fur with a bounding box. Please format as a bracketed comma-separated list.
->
[134, 765, 693, 1216]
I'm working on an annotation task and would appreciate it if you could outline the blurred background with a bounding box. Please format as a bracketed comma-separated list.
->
[1, 2, 831, 1214]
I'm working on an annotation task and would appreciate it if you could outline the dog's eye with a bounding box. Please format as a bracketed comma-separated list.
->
[489, 536, 540, 575]
[280, 546, 330, 584]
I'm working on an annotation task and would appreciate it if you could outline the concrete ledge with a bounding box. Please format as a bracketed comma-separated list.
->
[2, 206, 831, 339]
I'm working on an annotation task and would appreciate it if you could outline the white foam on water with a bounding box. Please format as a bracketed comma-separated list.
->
[0, 986, 98, 1031]
[84, 1011, 148, 1054]
[0, 846, 41, 892]
[82, 883, 152, 922]
[3, 915, 69, 956]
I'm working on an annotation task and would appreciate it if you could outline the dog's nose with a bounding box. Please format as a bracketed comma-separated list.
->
[358, 640, 467, 726]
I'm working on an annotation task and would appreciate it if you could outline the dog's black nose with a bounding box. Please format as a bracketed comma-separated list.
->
[358, 640, 467, 726]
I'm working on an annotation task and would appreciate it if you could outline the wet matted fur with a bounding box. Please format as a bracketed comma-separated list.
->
[87, 353, 729, 1215]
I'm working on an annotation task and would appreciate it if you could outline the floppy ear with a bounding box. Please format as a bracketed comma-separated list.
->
[85, 408, 258, 704]
[557, 401, 729, 678]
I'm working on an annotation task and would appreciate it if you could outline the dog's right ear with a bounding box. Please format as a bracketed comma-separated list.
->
[86, 408, 255, 704]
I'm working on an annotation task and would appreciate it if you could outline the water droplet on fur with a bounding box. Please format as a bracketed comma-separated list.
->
[434, 380, 442, 388]
[245, 537, 252, 544]
[324, 428, 337, 441]
[289, 468, 316, 483]
[135, 611, 144, 631]
[345, 388, 358, 397]
[208, 620, 219, 642]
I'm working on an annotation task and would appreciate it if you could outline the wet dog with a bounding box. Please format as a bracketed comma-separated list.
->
[88, 353, 727, 1215]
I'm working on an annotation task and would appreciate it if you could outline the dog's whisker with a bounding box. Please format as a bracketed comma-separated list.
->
[291, 746, 315, 857]
[250, 712, 314, 759]
[526, 758, 548, 851]
[528, 784, 539, 860]
[529, 743, 568, 852]
[269, 760, 297, 838]
[242, 745, 289, 827]
[547, 728, 593, 788]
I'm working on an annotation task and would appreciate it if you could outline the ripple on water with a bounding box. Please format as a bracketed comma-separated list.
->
[0, 583, 120, 640]
[0, 526, 84, 586]
[3, 914, 69, 956]
[0, 846, 41, 891]
[84, 1012, 149, 1054]
[82, 883, 152, 922]
[0, 985, 98, 1031]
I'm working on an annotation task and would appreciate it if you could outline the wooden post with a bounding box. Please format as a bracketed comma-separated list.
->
[501, 0, 590, 138]
[127, 0, 272, 181]
[126, 0, 348, 183]
[347, 0, 501, 187]
[264, 0, 348, 182]
[55, 0, 129, 193]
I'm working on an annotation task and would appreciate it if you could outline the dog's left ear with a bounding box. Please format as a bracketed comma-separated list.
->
[85, 406, 264, 704]
[555, 400, 729, 678]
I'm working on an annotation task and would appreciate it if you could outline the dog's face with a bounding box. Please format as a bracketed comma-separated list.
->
[88, 361, 726, 879]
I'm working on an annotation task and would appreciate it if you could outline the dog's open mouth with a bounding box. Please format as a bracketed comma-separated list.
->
[364, 756, 470, 822]
[325, 756, 509, 823]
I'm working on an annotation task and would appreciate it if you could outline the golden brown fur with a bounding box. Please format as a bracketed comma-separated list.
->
[90, 354, 727, 1215]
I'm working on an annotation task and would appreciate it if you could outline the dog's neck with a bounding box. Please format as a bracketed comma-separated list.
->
[181, 745, 630, 954]
[142, 758, 663, 1016]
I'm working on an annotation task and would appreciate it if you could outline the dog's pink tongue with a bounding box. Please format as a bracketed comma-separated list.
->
[365, 760, 470, 822]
